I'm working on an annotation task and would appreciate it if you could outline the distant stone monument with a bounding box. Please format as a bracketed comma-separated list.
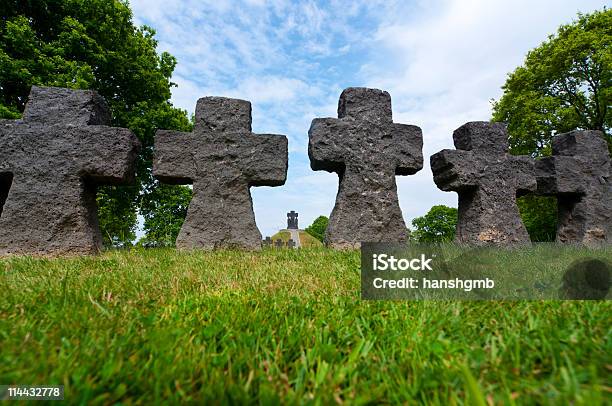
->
[0, 86, 140, 255]
[535, 130, 611, 244]
[262, 236, 272, 247]
[431, 121, 536, 245]
[287, 238, 296, 249]
[274, 239, 284, 249]
[154, 96, 288, 250]
[308, 87, 423, 248]
[287, 211, 298, 229]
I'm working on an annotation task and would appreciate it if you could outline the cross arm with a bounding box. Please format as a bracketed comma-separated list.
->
[73, 126, 140, 184]
[510, 155, 537, 195]
[430, 149, 479, 191]
[391, 123, 423, 175]
[153, 129, 198, 184]
[535, 156, 586, 195]
[308, 118, 347, 173]
[243, 133, 288, 187]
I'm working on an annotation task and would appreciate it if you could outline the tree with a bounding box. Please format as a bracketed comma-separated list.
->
[411, 205, 457, 243]
[492, 9, 611, 156]
[492, 8, 611, 241]
[516, 195, 558, 242]
[138, 184, 192, 247]
[0, 0, 191, 246]
[305, 216, 329, 242]
[122, 100, 193, 246]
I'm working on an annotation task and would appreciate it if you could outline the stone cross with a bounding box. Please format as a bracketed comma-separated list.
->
[430, 121, 536, 245]
[0, 86, 140, 255]
[274, 239, 284, 249]
[535, 130, 611, 244]
[308, 87, 423, 248]
[287, 238, 296, 249]
[262, 236, 272, 247]
[287, 211, 298, 229]
[154, 96, 288, 250]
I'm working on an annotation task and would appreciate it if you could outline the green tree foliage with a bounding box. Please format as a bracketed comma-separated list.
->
[514, 196, 557, 242]
[411, 205, 457, 243]
[138, 184, 192, 247]
[492, 9, 611, 156]
[517, 195, 558, 242]
[492, 9, 611, 242]
[122, 100, 192, 246]
[305, 216, 329, 242]
[0, 0, 192, 246]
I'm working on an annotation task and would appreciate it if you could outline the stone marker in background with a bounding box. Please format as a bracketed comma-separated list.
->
[275, 239, 284, 249]
[287, 211, 298, 229]
[0, 86, 140, 255]
[431, 122, 536, 245]
[308, 87, 423, 248]
[287, 239, 296, 249]
[535, 130, 611, 244]
[154, 97, 288, 250]
[262, 236, 272, 247]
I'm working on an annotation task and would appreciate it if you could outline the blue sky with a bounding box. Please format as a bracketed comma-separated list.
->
[130, 0, 606, 237]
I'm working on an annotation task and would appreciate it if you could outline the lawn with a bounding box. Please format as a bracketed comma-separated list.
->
[269, 230, 323, 248]
[0, 247, 610, 404]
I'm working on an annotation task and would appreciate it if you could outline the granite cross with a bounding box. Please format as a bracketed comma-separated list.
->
[430, 121, 536, 245]
[308, 87, 423, 248]
[0, 86, 140, 256]
[287, 211, 298, 229]
[154, 96, 288, 250]
[535, 130, 611, 244]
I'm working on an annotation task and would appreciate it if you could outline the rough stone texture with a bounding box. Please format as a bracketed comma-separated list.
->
[287, 210, 298, 229]
[308, 87, 423, 248]
[154, 96, 288, 250]
[0, 86, 140, 256]
[535, 130, 611, 245]
[430, 121, 536, 245]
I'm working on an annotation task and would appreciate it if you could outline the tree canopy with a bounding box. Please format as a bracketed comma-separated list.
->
[411, 205, 457, 243]
[305, 216, 329, 242]
[0, 0, 192, 246]
[138, 183, 192, 247]
[492, 8, 611, 156]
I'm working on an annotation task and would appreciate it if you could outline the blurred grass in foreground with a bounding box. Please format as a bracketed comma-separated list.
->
[0, 246, 610, 404]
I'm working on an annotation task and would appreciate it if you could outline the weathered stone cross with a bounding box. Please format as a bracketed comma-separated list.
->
[0, 86, 140, 255]
[154, 96, 288, 250]
[535, 130, 610, 244]
[308, 87, 423, 248]
[431, 122, 536, 245]
[287, 211, 298, 229]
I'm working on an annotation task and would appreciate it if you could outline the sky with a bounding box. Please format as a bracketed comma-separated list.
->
[130, 0, 607, 237]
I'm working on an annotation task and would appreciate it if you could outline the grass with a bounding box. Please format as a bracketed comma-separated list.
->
[270, 230, 323, 248]
[270, 230, 291, 242]
[297, 231, 323, 247]
[0, 247, 610, 404]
